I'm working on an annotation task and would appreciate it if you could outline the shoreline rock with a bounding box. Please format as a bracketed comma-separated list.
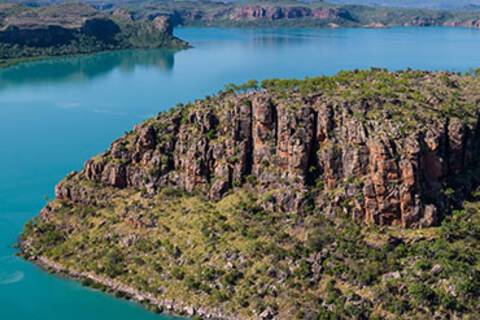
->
[24, 254, 237, 320]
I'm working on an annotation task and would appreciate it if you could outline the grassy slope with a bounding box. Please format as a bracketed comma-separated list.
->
[20, 183, 480, 319]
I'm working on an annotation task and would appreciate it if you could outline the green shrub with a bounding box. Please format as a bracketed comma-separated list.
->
[408, 283, 437, 306]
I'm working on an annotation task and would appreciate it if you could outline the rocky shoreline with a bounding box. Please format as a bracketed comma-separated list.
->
[21, 253, 237, 320]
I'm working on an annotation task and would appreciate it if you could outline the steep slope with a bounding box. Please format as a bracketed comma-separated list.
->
[20, 70, 480, 319]
[0, 3, 187, 68]
[55, 70, 480, 228]
[330, 0, 480, 10]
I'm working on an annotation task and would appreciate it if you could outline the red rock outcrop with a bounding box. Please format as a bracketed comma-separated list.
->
[228, 5, 349, 22]
[55, 71, 480, 228]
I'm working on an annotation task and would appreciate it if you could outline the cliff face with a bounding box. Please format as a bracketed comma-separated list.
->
[444, 19, 480, 28]
[228, 6, 351, 21]
[0, 3, 187, 66]
[0, 18, 122, 47]
[55, 70, 480, 228]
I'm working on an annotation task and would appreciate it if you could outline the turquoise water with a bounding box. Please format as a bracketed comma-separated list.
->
[2, 27, 480, 319]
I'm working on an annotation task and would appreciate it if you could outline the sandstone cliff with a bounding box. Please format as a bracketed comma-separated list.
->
[0, 3, 187, 67]
[55, 70, 480, 228]
[228, 5, 351, 22]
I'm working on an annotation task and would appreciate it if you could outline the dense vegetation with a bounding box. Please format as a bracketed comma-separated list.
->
[20, 185, 480, 319]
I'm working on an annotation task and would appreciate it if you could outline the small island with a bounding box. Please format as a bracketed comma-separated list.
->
[0, 3, 188, 68]
[20, 70, 480, 319]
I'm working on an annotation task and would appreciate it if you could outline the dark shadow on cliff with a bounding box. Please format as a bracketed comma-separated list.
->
[0, 49, 177, 90]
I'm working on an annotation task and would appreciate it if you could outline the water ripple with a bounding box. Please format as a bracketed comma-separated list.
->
[0, 271, 24, 285]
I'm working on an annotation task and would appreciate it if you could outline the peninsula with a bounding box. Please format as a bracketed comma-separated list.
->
[20, 70, 480, 319]
[0, 3, 187, 68]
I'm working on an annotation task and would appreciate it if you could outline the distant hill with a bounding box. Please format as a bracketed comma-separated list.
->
[3, 1, 480, 31]
[0, 3, 188, 68]
[329, 0, 480, 10]
[3, 0, 480, 11]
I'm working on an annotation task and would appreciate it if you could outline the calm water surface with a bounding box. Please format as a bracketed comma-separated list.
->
[2, 27, 480, 319]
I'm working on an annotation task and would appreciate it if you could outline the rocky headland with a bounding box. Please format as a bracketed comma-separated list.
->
[0, 3, 187, 68]
[20, 70, 480, 319]
[54, 70, 480, 228]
